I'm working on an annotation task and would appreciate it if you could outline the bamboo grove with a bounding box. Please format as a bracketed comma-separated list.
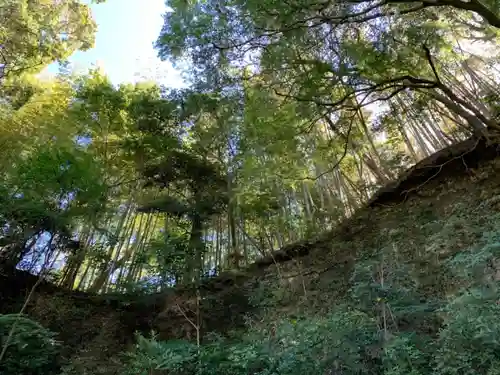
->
[0, 0, 499, 292]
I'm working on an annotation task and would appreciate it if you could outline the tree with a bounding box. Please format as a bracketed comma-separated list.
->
[130, 91, 228, 284]
[156, 0, 500, 141]
[0, 143, 108, 270]
[0, 0, 97, 81]
[0, 0, 498, 292]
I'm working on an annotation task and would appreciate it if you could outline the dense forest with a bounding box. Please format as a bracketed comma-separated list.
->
[2, 0, 500, 374]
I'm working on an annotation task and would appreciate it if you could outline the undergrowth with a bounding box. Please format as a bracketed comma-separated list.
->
[5, 165, 500, 375]
[127, 263, 500, 375]
[127, 283, 500, 375]
[0, 314, 60, 375]
[125, 184, 500, 374]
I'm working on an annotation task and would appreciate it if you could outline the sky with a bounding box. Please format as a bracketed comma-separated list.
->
[39, 1, 497, 89]
[42, 0, 185, 87]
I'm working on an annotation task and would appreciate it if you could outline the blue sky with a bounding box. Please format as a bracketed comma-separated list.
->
[42, 0, 184, 87]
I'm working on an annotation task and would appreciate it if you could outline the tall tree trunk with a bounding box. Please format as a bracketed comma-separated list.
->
[185, 212, 204, 284]
[88, 198, 133, 293]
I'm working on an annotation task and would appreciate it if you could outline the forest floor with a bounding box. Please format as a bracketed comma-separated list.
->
[2, 137, 500, 374]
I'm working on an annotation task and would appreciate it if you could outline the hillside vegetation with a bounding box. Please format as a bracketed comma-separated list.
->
[2, 0, 500, 374]
[3, 140, 500, 374]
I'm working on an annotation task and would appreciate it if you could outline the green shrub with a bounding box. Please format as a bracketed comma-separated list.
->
[126, 307, 379, 375]
[0, 314, 60, 375]
[124, 333, 198, 375]
[124, 288, 500, 375]
[124, 226, 500, 375]
[434, 288, 500, 375]
[382, 332, 434, 375]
